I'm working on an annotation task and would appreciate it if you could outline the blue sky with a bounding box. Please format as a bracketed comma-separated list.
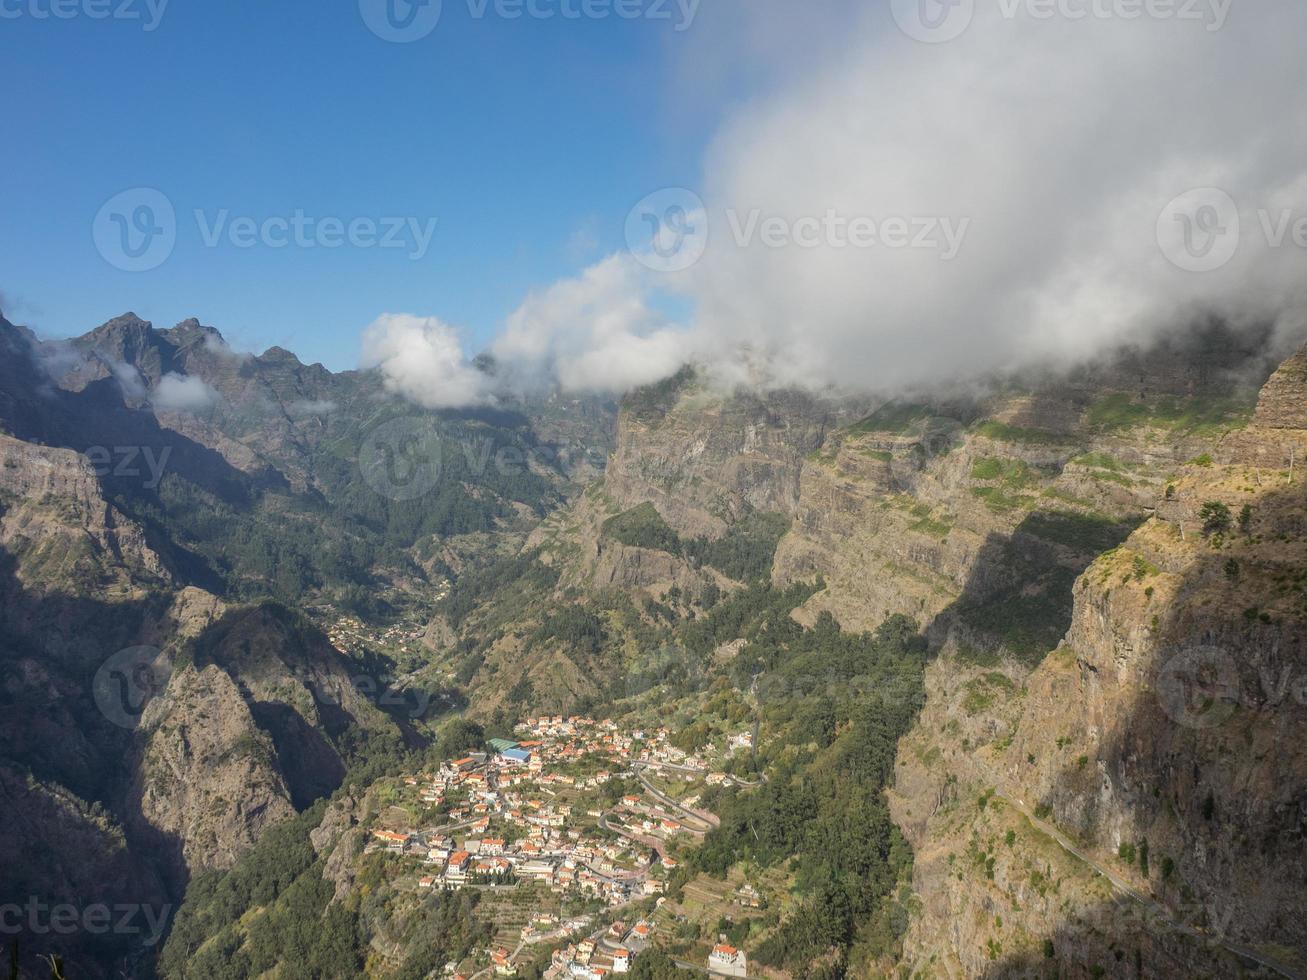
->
[0, 0, 717, 369]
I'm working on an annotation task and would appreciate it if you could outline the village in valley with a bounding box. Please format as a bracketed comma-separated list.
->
[361, 714, 759, 980]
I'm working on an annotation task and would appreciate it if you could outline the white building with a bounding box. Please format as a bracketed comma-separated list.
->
[708, 945, 747, 978]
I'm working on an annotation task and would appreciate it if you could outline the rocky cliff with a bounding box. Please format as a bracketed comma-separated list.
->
[505, 324, 1305, 977]
[133, 663, 298, 879]
[0, 433, 170, 595]
[604, 367, 867, 538]
[888, 343, 1307, 978]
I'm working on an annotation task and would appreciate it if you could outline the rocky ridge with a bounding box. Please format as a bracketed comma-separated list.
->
[888, 344, 1307, 977]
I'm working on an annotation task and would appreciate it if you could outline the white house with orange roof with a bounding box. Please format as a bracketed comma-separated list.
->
[708, 944, 747, 977]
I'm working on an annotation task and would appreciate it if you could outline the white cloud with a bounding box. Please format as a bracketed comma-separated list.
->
[359, 314, 493, 409]
[358, 5, 1307, 407]
[153, 373, 220, 412]
[110, 360, 148, 401]
[286, 399, 337, 418]
[682, 4, 1307, 391]
[491, 253, 694, 396]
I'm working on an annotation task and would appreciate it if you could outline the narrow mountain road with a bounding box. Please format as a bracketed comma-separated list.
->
[994, 788, 1306, 980]
[632, 763, 719, 831]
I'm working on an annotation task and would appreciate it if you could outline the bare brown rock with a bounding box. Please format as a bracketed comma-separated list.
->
[132, 664, 297, 879]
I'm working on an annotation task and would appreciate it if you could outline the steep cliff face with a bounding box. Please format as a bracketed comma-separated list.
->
[0, 433, 170, 595]
[516, 327, 1302, 977]
[775, 326, 1272, 644]
[889, 345, 1307, 978]
[1250, 345, 1307, 430]
[133, 664, 298, 880]
[605, 368, 866, 538]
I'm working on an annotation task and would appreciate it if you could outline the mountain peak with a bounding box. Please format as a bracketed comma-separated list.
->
[259, 346, 303, 366]
[80, 313, 157, 352]
[163, 317, 228, 351]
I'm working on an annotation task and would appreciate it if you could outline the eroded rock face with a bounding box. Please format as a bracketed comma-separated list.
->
[0, 434, 170, 594]
[889, 349, 1307, 976]
[1254, 345, 1307, 430]
[312, 794, 365, 902]
[132, 664, 296, 881]
[606, 371, 866, 538]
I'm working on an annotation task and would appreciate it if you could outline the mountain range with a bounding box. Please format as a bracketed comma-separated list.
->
[2, 308, 1305, 978]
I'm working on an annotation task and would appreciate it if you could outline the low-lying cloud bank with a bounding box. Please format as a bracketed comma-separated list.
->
[362, 2, 1307, 407]
[360, 314, 495, 409]
[152, 372, 220, 412]
[361, 254, 695, 406]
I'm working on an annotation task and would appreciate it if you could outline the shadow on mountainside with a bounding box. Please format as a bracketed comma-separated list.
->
[0, 537, 417, 976]
[0, 544, 179, 980]
[979, 475, 1307, 978]
[927, 509, 1143, 667]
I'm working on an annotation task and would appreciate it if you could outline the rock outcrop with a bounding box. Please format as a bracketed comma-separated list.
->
[605, 368, 866, 538]
[132, 665, 297, 880]
[0, 433, 170, 594]
[889, 343, 1307, 978]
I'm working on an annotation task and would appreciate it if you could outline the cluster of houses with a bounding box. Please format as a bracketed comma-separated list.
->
[541, 919, 655, 979]
[325, 612, 427, 658]
[368, 724, 693, 896]
[363, 714, 755, 978]
[517, 716, 714, 773]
